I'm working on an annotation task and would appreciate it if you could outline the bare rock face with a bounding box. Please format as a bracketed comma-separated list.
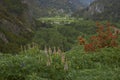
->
[86, 2, 104, 16]
[83, 0, 120, 21]
[22, 0, 85, 17]
[22, 0, 95, 18]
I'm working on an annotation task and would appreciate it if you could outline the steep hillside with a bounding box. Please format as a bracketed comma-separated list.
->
[24, 0, 86, 17]
[84, 0, 120, 21]
[79, 0, 95, 6]
[0, 0, 34, 53]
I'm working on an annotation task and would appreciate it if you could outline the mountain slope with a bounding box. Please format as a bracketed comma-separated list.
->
[84, 0, 120, 21]
[79, 0, 95, 6]
[24, 0, 86, 17]
[0, 0, 34, 53]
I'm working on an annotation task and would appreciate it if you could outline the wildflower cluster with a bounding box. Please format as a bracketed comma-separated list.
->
[44, 46, 69, 71]
[20, 42, 39, 54]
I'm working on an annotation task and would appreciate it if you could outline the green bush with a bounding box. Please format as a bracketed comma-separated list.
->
[0, 48, 68, 80]
[0, 47, 120, 80]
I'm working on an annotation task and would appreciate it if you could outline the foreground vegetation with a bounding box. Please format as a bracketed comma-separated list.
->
[0, 46, 120, 80]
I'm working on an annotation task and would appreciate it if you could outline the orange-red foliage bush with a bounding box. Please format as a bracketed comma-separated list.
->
[78, 36, 86, 45]
[84, 22, 119, 52]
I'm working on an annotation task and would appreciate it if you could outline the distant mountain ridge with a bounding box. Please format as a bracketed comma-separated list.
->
[24, 0, 94, 17]
[79, 0, 95, 6]
[83, 0, 120, 21]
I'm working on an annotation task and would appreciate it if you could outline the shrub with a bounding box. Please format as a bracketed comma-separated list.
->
[84, 22, 119, 52]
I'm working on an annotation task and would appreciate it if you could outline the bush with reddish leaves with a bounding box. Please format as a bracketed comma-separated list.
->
[78, 36, 86, 45]
[84, 22, 119, 52]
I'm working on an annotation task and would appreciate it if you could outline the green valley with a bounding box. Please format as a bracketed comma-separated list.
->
[0, 0, 120, 80]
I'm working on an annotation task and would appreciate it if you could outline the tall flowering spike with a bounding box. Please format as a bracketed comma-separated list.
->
[57, 47, 61, 55]
[27, 44, 31, 49]
[61, 53, 65, 64]
[53, 46, 57, 54]
[44, 46, 48, 56]
[64, 59, 68, 71]
[50, 56, 52, 63]
[48, 47, 52, 55]
[32, 42, 36, 48]
[46, 58, 51, 66]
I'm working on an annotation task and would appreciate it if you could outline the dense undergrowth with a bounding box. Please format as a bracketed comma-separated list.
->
[0, 46, 120, 80]
[33, 20, 97, 51]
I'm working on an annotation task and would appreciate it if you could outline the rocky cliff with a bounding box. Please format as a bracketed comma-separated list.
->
[0, 0, 34, 53]
[84, 0, 120, 21]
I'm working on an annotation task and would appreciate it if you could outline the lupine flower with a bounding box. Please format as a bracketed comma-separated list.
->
[57, 47, 61, 55]
[27, 44, 31, 49]
[64, 60, 68, 71]
[53, 47, 57, 54]
[46, 58, 51, 66]
[48, 47, 52, 55]
[44, 46, 48, 56]
[61, 53, 65, 64]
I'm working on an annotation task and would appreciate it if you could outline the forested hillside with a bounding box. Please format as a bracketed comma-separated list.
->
[0, 0, 34, 53]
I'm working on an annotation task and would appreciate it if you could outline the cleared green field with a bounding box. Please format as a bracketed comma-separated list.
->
[37, 17, 79, 23]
